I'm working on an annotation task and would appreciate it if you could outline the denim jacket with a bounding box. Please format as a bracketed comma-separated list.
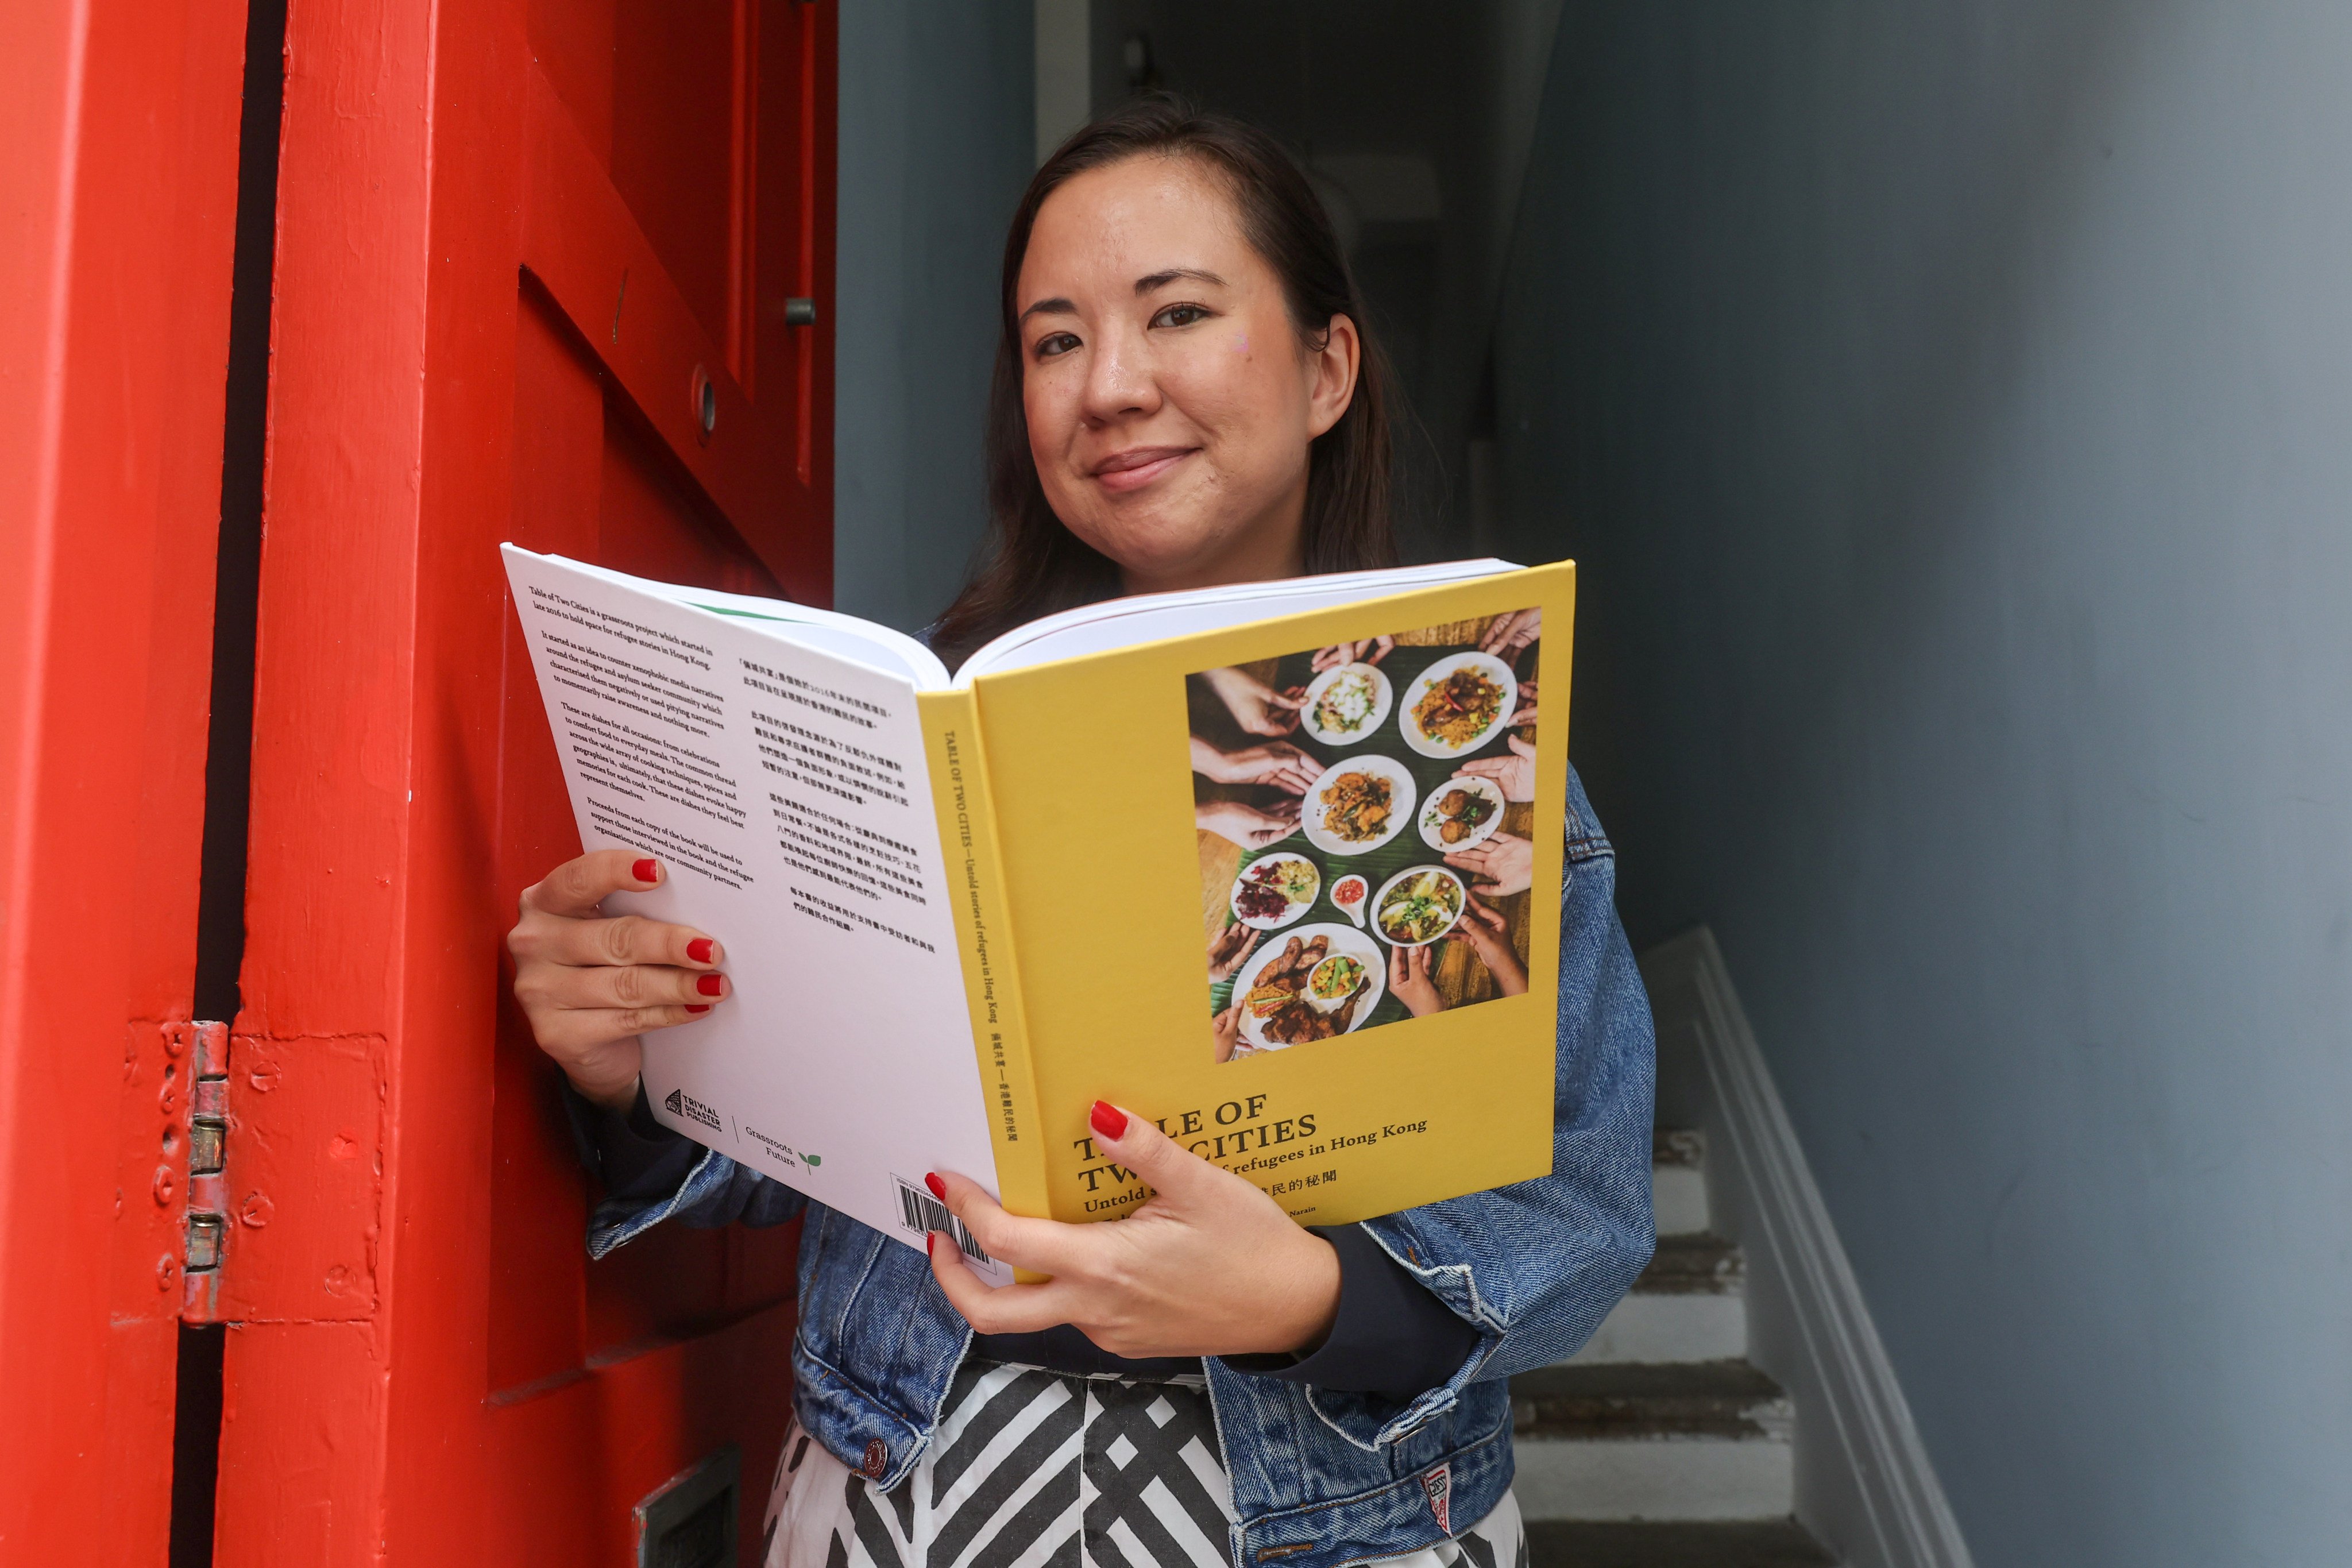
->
[585, 764, 1655, 1568]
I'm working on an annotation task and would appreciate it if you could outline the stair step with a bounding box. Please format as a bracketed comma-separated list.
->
[1569, 1235, 1746, 1364]
[1635, 1233, 1743, 1294]
[1651, 1129, 1703, 1168]
[1512, 1362, 1793, 1522]
[1527, 1519, 1836, 1568]
[1650, 1131, 1708, 1235]
[1512, 1361, 1790, 1440]
[1513, 1430, 1792, 1522]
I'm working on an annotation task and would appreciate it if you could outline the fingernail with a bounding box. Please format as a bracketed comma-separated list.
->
[1089, 1100, 1128, 1141]
[926, 1232, 937, 1259]
[686, 937, 715, 963]
[633, 858, 659, 883]
[685, 1004, 711, 1014]
[925, 1172, 947, 1200]
[697, 973, 724, 997]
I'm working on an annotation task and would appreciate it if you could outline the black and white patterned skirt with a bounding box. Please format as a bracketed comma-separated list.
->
[761, 1360, 1524, 1568]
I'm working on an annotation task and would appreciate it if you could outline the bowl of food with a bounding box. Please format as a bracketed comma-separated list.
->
[1329, 874, 1369, 927]
[1229, 852, 1320, 930]
[1418, 775, 1506, 851]
[1372, 866, 1469, 947]
[1303, 754, 1416, 855]
[1307, 952, 1367, 1005]
[1299, 661, 1393, 747]
[1398, 652, 1517, 758]
[1235, 922, 1387, 1048]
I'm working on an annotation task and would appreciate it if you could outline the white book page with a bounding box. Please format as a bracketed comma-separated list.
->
[952, 558, 1522, 683]
[543, 554, 952, 689]
[501, 546, 1005, 1280]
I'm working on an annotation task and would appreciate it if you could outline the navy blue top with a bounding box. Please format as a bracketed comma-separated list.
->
[574, 1083, 1480, 1399]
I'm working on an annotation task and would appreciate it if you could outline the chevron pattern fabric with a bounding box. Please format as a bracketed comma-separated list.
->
[761, 1359, 1525, 1568]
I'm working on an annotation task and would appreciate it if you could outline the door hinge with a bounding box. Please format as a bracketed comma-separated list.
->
[179, 1021, 232, 1324]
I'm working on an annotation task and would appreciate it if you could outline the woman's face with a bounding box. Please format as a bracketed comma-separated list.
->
[1016, 154, 1359, 596]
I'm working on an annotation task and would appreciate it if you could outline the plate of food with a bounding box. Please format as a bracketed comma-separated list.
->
[1372, 865, 1469, 947]
[1303, 754, 1416, 855]
[1234, 922, 1387, 1048]
[1398, 652, 1517, 758]
[1299, 661, 1393, 747]
[1418, 775, 1506, 851]
[1229, 852, 1321, 930]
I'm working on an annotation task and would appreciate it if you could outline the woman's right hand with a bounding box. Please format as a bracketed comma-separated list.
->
[506, 849, 728, 1110]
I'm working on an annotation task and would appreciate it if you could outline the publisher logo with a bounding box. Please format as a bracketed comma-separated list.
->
[663, 1086, 723, 1133]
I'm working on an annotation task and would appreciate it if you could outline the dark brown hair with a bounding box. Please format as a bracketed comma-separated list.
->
[929, 94, 1401, 666]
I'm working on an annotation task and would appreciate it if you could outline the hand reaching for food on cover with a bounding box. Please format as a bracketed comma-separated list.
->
[1196, 796, 1301, 848]
[1211, 1003, 1248, 1063]
[1478, 608, 1542, 659]
[1508, 678, 1538, 729]
[1451, 891, 1528, 996]
[1207, 922, 1264, 984]
[1188, 736, 1324, 794]
[505, 848, 729, 1110]
[1455, 732, 1536, 802]
[1388, 943, 1445, 1017]
[1445, 829, 1534, 898]
[1310, 636, 1393, 671]
[1199, 665, 1304, 737]
[925, 1102, 1341, 1358]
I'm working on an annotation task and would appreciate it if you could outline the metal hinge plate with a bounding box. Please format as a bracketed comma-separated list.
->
[179, 1021, 231, 1323]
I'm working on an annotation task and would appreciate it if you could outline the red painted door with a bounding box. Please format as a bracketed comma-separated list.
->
[0, 1, 247, 1561]
[220, 1, 833, 1562]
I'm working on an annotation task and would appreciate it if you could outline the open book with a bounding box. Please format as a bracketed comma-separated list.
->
[503, 545, 1574, 1281]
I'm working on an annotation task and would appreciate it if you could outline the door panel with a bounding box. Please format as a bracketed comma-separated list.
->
[0, 1, 247, 1559]
[222, 1, 835, 1559]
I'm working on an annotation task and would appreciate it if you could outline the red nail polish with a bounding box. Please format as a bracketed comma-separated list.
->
[926, 1232, 937, 1259]
[632, 858, 659, 884]
[925, 1172, 946, 1200]
[697, 973, 723, 996]
[1090, 1100, 1128, 1141]
[686, 937, 715, 963]
[685, 1004, 710, 1015]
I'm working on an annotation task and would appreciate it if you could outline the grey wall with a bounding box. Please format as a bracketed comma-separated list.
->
[833, 0, 1033, 631]
[1497, 4, 2352, 1563]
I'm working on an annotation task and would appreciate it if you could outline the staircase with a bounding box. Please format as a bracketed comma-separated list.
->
[1515, 1131, 1837, 1567]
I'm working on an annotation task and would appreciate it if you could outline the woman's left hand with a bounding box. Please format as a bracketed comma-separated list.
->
[925, 1103, 1341, 1359]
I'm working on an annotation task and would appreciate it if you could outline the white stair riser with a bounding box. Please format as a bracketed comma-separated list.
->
[1512, 1435, 1793, 1521]
[1567, 1293, 1745, 1364]
[1651, 1163, 1708, 1235]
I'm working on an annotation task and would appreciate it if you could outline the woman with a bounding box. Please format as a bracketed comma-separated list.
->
[507, 97, 1655, 1568]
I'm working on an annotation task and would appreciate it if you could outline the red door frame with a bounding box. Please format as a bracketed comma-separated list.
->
[217, 1, 835, 1560]
[0, 1, 249, 1559]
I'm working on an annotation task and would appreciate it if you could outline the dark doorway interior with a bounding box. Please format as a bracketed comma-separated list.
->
[1085, 1, 1562, 561]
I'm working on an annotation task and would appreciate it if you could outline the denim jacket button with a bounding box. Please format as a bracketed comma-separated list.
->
[862, 1439, 887, 1478]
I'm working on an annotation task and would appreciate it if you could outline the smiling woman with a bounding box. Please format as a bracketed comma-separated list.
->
[929, 96, 1400, 663]
[507, 94, 1655, 1568]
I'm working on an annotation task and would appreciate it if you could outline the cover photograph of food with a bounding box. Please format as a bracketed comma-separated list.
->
[1190, 608, 1544, 1061]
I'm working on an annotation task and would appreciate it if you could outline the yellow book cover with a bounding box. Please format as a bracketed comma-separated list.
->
[961, 566, 1571, 1229]
[501, 546, 1569, 1274]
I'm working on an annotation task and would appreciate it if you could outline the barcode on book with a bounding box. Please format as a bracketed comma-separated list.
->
[893, 1176, 994, 1265]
